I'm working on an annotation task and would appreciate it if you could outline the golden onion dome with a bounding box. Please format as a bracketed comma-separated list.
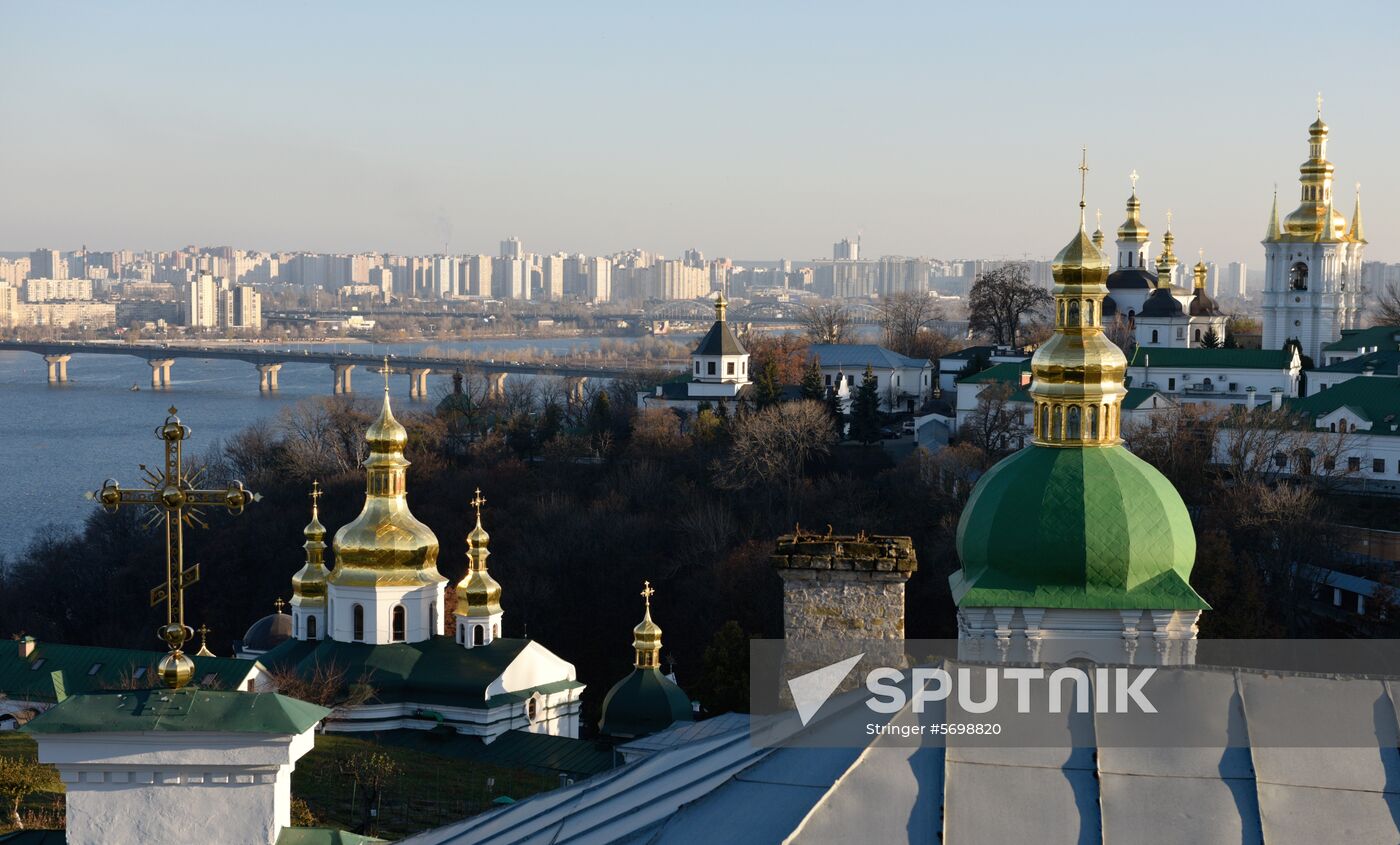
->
[1281, 108, 1347, 241]
[456, 489, 502, 618]
[328, 386, 444, 589]
[632, 582, 663, 668]
[291, 481, 330, 602]
[1116, 190, 1150, 242]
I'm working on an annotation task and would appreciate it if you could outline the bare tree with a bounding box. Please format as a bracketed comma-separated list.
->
[957, 382, 1029, 457]
[800, 302, 854, 345]
[266, 660, 375, 722]
[278, 397, 372, 480]
[714, 400, 837, 523]
[967, 263, 1051, 346]
[1371, 280, 1400, 327]
[338, 750, 400, 836]
[877, 292, 945, 358]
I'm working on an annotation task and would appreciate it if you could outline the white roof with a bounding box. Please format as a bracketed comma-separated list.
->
[401, 664, 1400, 845]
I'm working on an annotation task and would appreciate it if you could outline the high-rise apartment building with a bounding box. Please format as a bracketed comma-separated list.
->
[220, 284, 262, 331]
[181, 273, 220, 329]
[1227, 262, 1248, 298]
[584, 256, 612, 303]
[500, 236, 523, 260]
[28, 248, 65, 280]
[540, 254, 566, 301]
[493, 257, 531, 299]
[833, 237, 860, 261]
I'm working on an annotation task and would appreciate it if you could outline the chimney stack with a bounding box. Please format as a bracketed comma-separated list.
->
[1246, 386, 1257, 410]
[772, 532, 917, 641]
[18, 636, 36, 659]
[1271, 387, 1284, 410]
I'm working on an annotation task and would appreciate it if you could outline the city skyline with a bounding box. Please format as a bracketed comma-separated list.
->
[2, 2, 1397, 264]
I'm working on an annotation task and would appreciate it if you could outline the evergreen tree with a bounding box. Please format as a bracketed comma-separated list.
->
[849, 365, 882, 444]
[800, 356, 825, 401]
[1199, 327, 1223, 349]
[755, 359, 782, 408]
[588, 389, 612, 450]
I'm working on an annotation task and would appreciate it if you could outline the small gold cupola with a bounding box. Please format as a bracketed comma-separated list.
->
[290, 481, 331, 641]
[633, 581, 663, 669]
[1092, 209, 1105, 250]
[455, 488, 504, 648]
[1031, 151, 1127, 448]
[1116, 170, 1150, 243]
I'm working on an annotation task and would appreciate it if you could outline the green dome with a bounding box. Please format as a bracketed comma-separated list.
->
[598, 668, 693, 738]
[951, 445, 1208, 610]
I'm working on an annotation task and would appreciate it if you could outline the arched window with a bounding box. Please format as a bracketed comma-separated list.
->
[1089, 405, 1099, 439]
[1066, 406, 1081, 440]
[694, 361, 699, 375]
[391, 606, 406, 642]
[492, 623, 500, 638]
[306, 615, 317, 641]
[1051, 405, 1062, 441]
[1068, 301, 1080, 326]
[1290, 262, 1309, 291]
[1193, 329, 1201, 342]
[473, 625, 484, 646]
[1151, 329, 1159, 344]
[352, 604, 364, 642]
[1086, 301, 1095, 326]
[1040, 404, 1049, 438]
[526, 698, 538, 723]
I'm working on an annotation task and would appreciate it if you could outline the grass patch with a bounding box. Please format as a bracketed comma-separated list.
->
[293, 733, 557, 839]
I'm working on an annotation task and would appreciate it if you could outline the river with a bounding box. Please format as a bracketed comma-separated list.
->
[0, 335, 691, 558]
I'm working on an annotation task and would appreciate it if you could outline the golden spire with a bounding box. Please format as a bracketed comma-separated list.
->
[456, 487, 502, 623]
[1350, 183, 1367, 244]
[1116, 169, 1149, 242]
[1155, 211, 1177, 285]
[715, 291, 728, 322]
[328, 360, 443, 592]
[633, 581, 663, 669]
[1265, 186, 1281, 241]
[1194, 249, 1208, 291]
[194, 624, 214, 658]
[1091, 208, 1105, 249]
[1283, 100, 1345, 240]
[291, 481, 330, 605]
[1031, 152, 1126, 449]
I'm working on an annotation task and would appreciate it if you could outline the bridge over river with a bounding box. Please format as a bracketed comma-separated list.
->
[0, 341, 676, 400]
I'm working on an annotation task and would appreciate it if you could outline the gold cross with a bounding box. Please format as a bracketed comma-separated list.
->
[1095, 208, 1102, 230]
[274, 597, 286, 613]
[309, 479, 322, 516]
[89, 407, 257, 688]
[381, 355, 392, 391]
[1166, 208, 1174, 230]
[1316, 91, 1323, 117]
[471, 487, 486, 518]
[640, 580, 655, 609]
[1129, 169, 1139, 190]
[197, 624, 210, 649]
[1078, 147, 1089, 212]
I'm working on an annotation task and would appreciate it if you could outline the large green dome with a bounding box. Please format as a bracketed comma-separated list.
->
[951, 445, 1208, 611]
[598, 668, 693, 739]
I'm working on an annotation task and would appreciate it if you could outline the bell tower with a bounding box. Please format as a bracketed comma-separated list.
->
[1262, 98, 1366, 362]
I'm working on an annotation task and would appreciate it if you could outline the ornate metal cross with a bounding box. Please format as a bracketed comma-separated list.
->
[472, 487, 486, 519]
[1130, 169, 1139, 190]
[641, 580, 655, 609]
[90, 407, 257, 688]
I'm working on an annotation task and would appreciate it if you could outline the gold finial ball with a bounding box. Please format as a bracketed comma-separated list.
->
[98, 481, 122, 512]
[158, 622, 191, 649]
[158, 650, 195, 689]
[160, 485, 186, 509]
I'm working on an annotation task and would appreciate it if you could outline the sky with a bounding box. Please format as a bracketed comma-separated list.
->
[2, 1, 1398, 263]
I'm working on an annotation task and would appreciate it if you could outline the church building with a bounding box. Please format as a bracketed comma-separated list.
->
[1261, 103, 1367, 362]
[260, 376, 583, 741]
[637, 293, 751, 413]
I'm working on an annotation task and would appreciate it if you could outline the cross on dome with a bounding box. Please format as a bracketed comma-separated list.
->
[273, 597, 285, 613]
[471, 487, 486, 518]
[380, 356, 392, 392]
[1129, 169, 1139, 190]
[1317, 91, 1324, 117]
[641, 580, 655, 609]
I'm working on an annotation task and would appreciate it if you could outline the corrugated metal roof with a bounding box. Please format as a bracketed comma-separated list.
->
[807, 344, 932, 371]
[0, 640, 257, 704]
[1128, 347, 1297, 370]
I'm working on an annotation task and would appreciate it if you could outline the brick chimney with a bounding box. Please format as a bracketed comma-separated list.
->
[771, 533, 918, 640]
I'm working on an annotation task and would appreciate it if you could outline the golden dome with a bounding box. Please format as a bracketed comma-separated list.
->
[456, 488, 502, 618]
[1193, 260, 1208, 288]
[1116, 179, 1150, 242]
[1031, 154, 1128, 449]
[1279, 108, 1347, 241]
[291, 481, 330, 603]
[328, 387, 443, 589]
[632, 581, 663, 669]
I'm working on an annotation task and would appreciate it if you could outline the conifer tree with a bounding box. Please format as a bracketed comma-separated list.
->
[755, 359, 782, 408]
[800, 357, 825, 401]
[849, 365, 882, 444]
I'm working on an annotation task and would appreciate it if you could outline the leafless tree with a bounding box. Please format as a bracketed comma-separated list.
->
[278, 397, 372, 481]
[877, 292, 945, 359]
[957, 382, 1030, 457]
[266, 660, 375, 721]
[967, 262, 1051, 346]
[1371, 280, 1400, 327]
[338, 750, 400, 836]
[800, 302, 854, 345]
[714, 400, 837, 523]
[1104, 314, 1135, 353]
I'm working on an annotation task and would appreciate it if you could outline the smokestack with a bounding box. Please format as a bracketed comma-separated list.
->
[1246, 386, 1257, 410]
[1271, 387, 1284, 411]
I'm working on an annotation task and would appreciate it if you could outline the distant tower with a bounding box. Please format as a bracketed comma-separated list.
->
[687, 293, 750, 398]
[833, 237, 860, 261]
[454, 489, 504, 648]
[290, 481, 329, 641]
[1104, 171, 1156, 321]
[1261, 99, 1367, 361]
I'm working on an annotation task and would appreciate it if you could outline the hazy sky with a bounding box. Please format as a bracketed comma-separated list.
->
[3, 1, 1397, 262]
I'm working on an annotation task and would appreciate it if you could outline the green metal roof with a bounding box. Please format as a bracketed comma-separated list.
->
[1290, 378, 1400, 435]
[598, 668, 694, 739]
[1323, 325, 1400, 352]
[22, 688, 329, 735]
[276, 828, 385, 845]
[1315, 350, 1400, 374]
[957, 360, 1032, 385]
[1127, 347, 1296, 370]
[952, 444, 1208, 610]
[258, 636, 573, 708]
[0, 640, 258, 705]
[1120, 386, 1169, 410]
[694, 319, 746, 356]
